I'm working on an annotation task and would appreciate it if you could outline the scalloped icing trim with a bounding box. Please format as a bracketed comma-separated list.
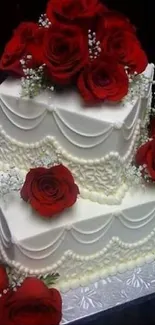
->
[0, 120, 140, 165]
[1, 229, 155, 292]
[0, 119, 141, 204]
[57, 253, 155, 293]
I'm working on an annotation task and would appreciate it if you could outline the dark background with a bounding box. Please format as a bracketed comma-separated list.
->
[0, 0, 154, 62]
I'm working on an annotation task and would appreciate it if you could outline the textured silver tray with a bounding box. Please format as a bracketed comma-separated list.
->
[61, 261, 155, 324]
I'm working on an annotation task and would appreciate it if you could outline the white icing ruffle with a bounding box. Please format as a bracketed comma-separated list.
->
[1, 189, 155, 291]
[0, 121, 140, 204]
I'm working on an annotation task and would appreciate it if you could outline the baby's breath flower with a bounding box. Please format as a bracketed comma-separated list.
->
[38, 13, 51, 28]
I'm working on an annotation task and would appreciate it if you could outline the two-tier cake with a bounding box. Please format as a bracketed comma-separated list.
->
[0, 0, 155, 292]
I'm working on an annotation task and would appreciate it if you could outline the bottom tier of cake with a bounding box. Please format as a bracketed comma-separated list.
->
[1, 187, 155, 291]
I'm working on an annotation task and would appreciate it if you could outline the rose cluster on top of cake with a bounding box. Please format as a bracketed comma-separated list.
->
[0, 0, 148, 103]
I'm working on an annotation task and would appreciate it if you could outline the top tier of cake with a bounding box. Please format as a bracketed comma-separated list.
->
[0, 64, 154, 204]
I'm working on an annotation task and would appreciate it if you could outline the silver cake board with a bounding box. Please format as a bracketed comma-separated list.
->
[61, 260, 155, 324]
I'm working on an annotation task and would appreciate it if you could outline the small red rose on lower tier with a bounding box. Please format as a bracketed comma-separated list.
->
[77, 57, 128, 103]
[43, 24, 88, 85]
[135, 139, 155, 181]
[0, 268, 62, 325]
[20, 164, 79, 217]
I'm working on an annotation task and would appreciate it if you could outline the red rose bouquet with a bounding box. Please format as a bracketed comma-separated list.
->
[0, 0, 148, 104]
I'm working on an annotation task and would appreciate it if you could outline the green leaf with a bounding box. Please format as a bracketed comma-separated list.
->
[40, 273, 60, 287]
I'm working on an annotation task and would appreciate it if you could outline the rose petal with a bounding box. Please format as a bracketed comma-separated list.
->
[120, 37, 146, 74]
[135, 49, 148, 74]
[63, 183, 79, 208]
[49, 288, 62, 313]
[0, 290, 13, 322]
[31, 167, 49, 176]
[50, 165, 75, 184]
[101, 11, 135, 32]
[38, 176, 59, 200]
[0, 35, 25, 75]
[43, 24, 88, 85]
[78, 68, 96, 103]
[46, 0, 107, 24]
[21, 168, 48, 202]
[10, 278, 52, 301]
[135, 141, 152, 166]
[0, 22, 45, 75]
[21, 165, 79, 218]
[5, 287, 62, 325]
[0, 265, 9, 293]
[31, 176, 62, 205]
[20, 170, 34, 201]
[30, 197, 66, 217]
[78, 58, 128, 103]
[97, 12, 148, 75]
[146, 150, 155, 180]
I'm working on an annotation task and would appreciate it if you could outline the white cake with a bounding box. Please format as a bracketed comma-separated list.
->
[0, 63, 155, 291]
[0, 64, 154, 204]
[1, 187, 155, 291]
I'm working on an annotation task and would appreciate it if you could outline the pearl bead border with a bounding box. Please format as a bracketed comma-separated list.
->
[0, 121, 140, 166]
[1, 228, 155, 292]
[0, 119, 140, 205]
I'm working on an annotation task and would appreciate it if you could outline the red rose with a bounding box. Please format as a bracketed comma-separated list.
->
[98, 12, 148, 74]
[2, 277, 62, 325]
[136, 139, 155, 181]
[0, 34, 26, 75]
[43, 24, 88, 85]
[0, 22, 44, 75]
[0, 265, 9, 293]
[15, 22, 45, 67]
[99, 12, 135, 33]
[46, 0, 108, 26]
[0, 266, 12, 320]
[14, 22, 41, 41]
[77, 57, 128, 103]
[21, 165, 79, 217]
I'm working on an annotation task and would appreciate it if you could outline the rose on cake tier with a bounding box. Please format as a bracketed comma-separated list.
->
[20, 164, 79, 218]
[0, 265, 62, 325]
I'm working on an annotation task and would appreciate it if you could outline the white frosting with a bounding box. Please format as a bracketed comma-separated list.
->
[1, 186, 155, 291]
[0, 122, 140, 203]
[0, 64, 153, 158]
[0, 65, 154, 291]
[0, 64, 153, 203]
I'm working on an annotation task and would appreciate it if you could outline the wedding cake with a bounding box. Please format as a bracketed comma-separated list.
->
[0, 0, 155, 292]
